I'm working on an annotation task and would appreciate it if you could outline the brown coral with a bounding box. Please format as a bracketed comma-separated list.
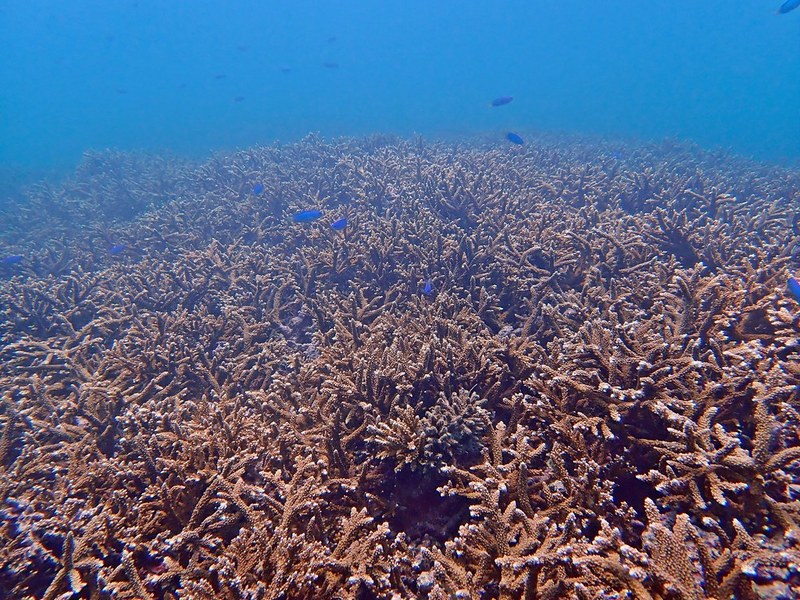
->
[1, 135, 799, 598]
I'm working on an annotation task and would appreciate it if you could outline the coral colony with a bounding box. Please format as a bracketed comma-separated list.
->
[1, 135, 799, 599]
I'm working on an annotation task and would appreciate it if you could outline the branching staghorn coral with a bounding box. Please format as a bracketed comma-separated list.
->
[1, 134, 799, 598]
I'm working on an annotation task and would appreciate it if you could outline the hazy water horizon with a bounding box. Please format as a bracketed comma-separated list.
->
[1, 0, 799, 178]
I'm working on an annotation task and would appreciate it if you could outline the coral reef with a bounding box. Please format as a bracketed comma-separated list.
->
[1, 134, 799, 599]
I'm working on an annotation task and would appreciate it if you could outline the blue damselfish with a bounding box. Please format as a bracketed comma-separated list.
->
[788, 277, 800, 302]
[491, 96, 513, 107]
[294, 209, 323, 222]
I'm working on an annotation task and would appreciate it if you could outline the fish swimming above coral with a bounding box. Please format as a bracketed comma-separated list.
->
[506, 132, 524, 145]
[252, 183, 264, 195]
[1, 254, 23, 265]
[293, 209, 323, 222]
[331, 217, 347, 230]
[778, 0, 800, 13]
[422, 278, 433, 295]
[109, 244, 127, 255]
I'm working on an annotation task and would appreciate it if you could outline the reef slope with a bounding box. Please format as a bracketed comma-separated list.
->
[1, 136, 799, 599]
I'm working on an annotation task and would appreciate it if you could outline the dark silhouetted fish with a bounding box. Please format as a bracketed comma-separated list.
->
[234, 96, 245, 102]
[506, 132, 524, 145]
[779, 0, 800, 13]
[788, 277, 800, 302]
[327, 36, 337, 43]
[280, 66, 292, 74]
[294, 209, 323, 222]
[253, 183, 265, 195]
[2, 255, 23, 265]
[423, 279, 433, 295]
[323, 62, 339, 69]
[109, 244, 127, 255]
[214, 73, 227, 80]
[331, 218, 347, 231]
[491, 96, 513, 107]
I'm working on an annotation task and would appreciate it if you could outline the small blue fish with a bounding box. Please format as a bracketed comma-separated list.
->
[788, 277, 800, 302]
[331, 217, 347, 231]
[2, 255, 23, 265]
[109, 244, 127, 255]
[294, 209, 323, 222]
[423, 279, 433, 295]
[491, 96, 513, 107]
[506, 132, 524, 145]
[253, 183, 264, 195]
[779, 0, 800, 14]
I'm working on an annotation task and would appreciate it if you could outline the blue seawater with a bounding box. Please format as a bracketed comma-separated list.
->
[0, 0, 798, 180]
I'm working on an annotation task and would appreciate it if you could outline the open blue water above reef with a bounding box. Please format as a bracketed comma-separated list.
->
[1, 0, 799, 181]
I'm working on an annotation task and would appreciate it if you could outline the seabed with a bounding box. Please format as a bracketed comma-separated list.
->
[1, 135, 799, 599]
